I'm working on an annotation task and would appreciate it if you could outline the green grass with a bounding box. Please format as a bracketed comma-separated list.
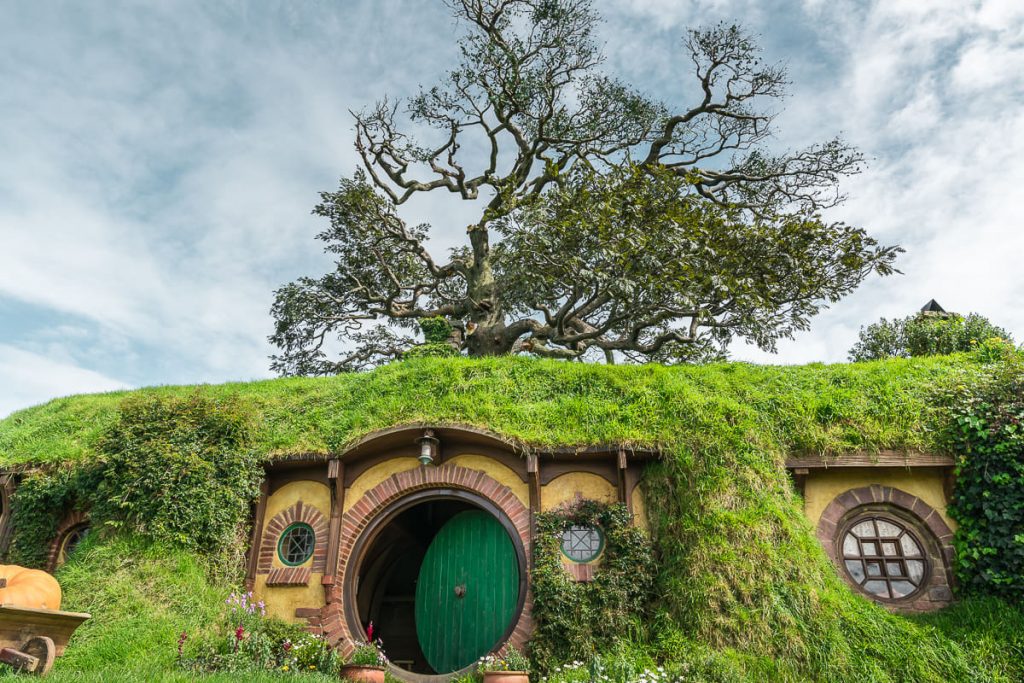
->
[0, 354, 979, 466]
[0, 354, 1016, 681]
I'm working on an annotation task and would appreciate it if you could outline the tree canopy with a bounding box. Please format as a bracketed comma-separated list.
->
[849, 309, 1013, 362]
[270, 0, 900, 374]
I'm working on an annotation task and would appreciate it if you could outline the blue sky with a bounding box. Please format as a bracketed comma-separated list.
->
[2, 0, 1022, 417]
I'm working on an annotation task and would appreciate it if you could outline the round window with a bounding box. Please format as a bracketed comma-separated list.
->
[840, 515, 928, 600]
[58, 524, 90, 566]
[277, 523, 316, 566]
[560, 524, 604, 563]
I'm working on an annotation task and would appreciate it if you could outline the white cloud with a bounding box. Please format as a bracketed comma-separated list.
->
[1, 0, 1022, 412]
[0, 344, 129, 418]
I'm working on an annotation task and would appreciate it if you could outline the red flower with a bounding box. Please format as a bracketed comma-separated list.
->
[233, 625, 245, 652]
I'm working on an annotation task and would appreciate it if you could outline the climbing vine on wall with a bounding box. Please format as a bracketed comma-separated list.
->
[8, 465, 98, 567]
[9, 394, 263, 575]
[530, 500, 655, 675]
[935, 342, 1024, 599]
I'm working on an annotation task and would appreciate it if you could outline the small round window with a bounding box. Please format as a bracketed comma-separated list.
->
[560, 524, 604, 563]
[840, 515, 927, 600]
[277, 523, 315, 566]
[58, 524, 90, 566]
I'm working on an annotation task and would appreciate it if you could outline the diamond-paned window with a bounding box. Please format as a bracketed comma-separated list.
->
[560, 524, 604, 563]
[840, 516, 926, 600]
[277, 523, 315, 566]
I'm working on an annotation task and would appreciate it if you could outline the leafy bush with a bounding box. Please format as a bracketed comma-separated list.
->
[8, 465, 97, 567]
[530, 501, 655, 675]
[849, 311, 1012, 361]
[345, 640, 387, 668]
[181, 590, 337, 675]
[477, 646, 530, 673]
[936, 345, 1024, 598]
[9, 394, 263, 575]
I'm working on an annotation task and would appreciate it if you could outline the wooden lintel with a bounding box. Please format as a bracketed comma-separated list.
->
[784, 451, 954, 469]
[244, 479, 270, 592]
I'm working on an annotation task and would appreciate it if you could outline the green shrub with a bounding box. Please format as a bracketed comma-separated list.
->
[936, 347, 1024, 598]
[8, 464, 97, 567]
[850, 312, 1012, 362]
[530, 501, 655, 675]
[9, 394, 263, 575]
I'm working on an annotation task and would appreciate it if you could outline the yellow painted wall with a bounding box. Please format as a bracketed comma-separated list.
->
[631, 483, 649, 532]
[802, 467, 955, 531]
[253, 572, 326, 622]
[445, 454, 529, 506]
[343, 457, 420, 513]
[256, 480, 332, 622]
[542, 472, 617, 512]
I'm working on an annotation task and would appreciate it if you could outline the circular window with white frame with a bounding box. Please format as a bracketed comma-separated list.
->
[839, 514, 929, 601]
[560, 524, 604, 563]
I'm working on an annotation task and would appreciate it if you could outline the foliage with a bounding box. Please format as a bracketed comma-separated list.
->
[477, 646, 530, 673]
[8, 394, 263, 577]
[419, 316, 454, 344]
[934, 343, 1024, 598]
[346, 641, 387, 667]
[91, 395, 263, 562]
[530, 500, 655, 675]
[3, 356, 1024, 681]
[849, 311, 1012, 362]
[8, 464, 97, 567]
[270, 0, 897, 372]
[181, 590, 339, 676]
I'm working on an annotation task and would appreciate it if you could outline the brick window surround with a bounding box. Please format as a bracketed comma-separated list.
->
[817, 485, 955, 611]
[319, 463, 534, 662]
[257, 501, 329, 581]
[47, 510, 89, 572]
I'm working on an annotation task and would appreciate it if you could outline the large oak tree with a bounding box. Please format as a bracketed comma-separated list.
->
[270, 0, 900, 373]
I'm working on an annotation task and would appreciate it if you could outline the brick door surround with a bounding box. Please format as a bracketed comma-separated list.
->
[319, 463, 534, 671]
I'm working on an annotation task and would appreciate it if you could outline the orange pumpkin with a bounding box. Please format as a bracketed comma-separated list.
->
[0, 565, 62, 610]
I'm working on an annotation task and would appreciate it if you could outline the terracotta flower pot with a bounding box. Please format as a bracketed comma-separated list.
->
[483, 672, 530, 683]
[339, 664, 386, 682]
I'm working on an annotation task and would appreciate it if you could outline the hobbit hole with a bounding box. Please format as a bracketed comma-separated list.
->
[0, 422, 966, 679]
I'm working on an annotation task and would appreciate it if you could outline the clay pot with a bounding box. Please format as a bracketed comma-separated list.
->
[483, 672, 530, 683]
[339, 664, 386, 682]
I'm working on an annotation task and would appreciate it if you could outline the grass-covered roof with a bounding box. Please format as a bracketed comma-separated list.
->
[3, 355, 1022, 682]
[0, 354, 977, 467]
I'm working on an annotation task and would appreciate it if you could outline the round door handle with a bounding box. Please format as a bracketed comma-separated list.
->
[454, 584, 466, 598]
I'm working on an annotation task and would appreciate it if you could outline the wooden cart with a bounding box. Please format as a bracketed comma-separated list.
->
[0, 606, 90, 675]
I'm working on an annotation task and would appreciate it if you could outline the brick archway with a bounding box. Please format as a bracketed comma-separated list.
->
[320, 464, 533, 666]
[47, 509, 88, 571]
[817, 485, 955, 610]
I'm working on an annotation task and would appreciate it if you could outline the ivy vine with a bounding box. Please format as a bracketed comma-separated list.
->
[935, 343, 1024, 598]
[530, 499, 655, 675]
[8, 394, 263, 577]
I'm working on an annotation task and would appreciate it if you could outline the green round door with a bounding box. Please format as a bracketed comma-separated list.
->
[414, 510, 520, 673]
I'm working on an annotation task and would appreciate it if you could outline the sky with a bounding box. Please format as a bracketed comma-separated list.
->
[1, 0, 1022, 418]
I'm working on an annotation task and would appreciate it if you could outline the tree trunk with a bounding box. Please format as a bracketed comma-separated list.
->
[464, 222, 514, 356]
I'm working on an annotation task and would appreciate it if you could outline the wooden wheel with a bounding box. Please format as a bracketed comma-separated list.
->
[22, 636, 55, 675]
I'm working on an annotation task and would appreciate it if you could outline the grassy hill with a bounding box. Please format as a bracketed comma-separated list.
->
[0, 355, 1021, 682]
